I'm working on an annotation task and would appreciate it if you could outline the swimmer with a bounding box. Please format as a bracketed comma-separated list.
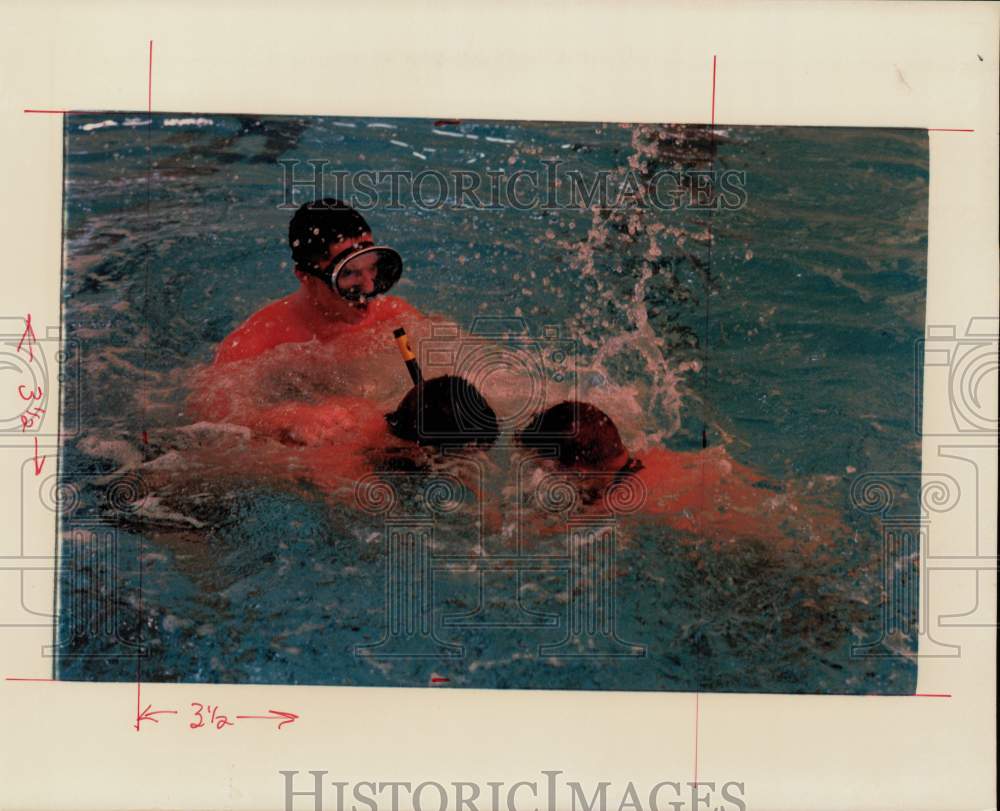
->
[213, 198, 420, 365]
[516, 400, 643, 504]
[194, 197, 572, 435]
[517, 401, 843, 548]
[369, 374, 500, 472]
[190, 198, 435, 428]
[149, 374, 501, 519]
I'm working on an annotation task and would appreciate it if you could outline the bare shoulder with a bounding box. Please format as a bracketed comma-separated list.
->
[213, 295, 306, 364]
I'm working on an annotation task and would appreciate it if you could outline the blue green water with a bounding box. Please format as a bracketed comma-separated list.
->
[56, 114, 927, 693]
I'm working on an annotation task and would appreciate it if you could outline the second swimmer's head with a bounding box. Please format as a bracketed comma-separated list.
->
[515, 401, 643, 505]
[517, 401, 640, 473]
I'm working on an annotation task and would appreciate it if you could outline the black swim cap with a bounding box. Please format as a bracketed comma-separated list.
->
[289, 198, 371, 271]
[385, 375, 499, 448]
[518, 401, 628, 469]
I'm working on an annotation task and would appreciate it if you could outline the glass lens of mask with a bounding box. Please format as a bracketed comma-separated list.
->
[333, 247, 403, 301]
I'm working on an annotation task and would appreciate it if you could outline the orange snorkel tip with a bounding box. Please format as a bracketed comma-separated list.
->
[393, 327, 423, 385]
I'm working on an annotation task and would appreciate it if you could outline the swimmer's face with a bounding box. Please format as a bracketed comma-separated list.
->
[334, 249, 381, 299]
[295, 232, 375, 318]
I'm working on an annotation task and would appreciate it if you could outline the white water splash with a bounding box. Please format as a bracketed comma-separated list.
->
[163, 117, 214, 127]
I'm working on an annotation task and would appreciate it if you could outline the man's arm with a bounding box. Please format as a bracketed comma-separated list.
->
[245, 395, 378, 446]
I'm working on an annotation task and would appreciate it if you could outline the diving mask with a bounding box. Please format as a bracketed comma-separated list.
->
[306, 240, 403, 302]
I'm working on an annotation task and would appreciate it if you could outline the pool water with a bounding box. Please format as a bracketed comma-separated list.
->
[56, 114, 927, 693]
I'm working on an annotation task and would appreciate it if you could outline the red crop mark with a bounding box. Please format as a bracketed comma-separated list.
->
[135, 38, 154, 733]
[137, 704, 179, 727]
[13, 315, 47, 475]
[710, 56, 717, 128]
[148, 40, 153, 113]
[235, 710, 299, 730]
[33, 437, 46, 476]
[16, 313, 36, 361]
[693, 692, 700, 785]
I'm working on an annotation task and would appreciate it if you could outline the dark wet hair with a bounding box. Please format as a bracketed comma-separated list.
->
[288, 198, 371, 271]
[517, 400, 632, 470]
[385, 375, 499, 448]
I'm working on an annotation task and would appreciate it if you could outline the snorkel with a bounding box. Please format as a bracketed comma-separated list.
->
[393, 327, 423, 384]
[383, 331, 501, 458]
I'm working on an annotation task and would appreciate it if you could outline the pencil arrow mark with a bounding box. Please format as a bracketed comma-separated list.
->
[235, 710, 299, 730]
